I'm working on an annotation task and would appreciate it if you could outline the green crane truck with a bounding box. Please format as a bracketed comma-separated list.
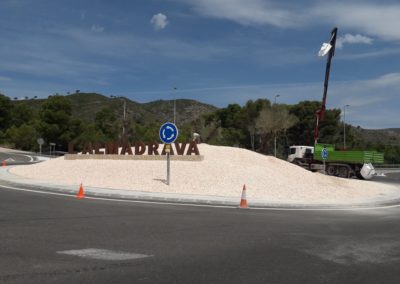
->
[287, 27, 384, 180]
[287, 28, 385, 179]
[288, 143, 384, 179]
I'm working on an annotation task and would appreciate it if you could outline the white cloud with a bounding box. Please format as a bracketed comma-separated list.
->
[363, 72, 400, 89]
[91, 25, 104, 33]
[0, 76, 12, 81]
[316, 73, 400, 128]
[184, 0, 305, 28]
[339, 47, 400, 60]
[60, 27, 226, 61]
[182, 1, 400, 42]
[312, 3, 400, 42]
[336, 34, 373, 49]
[151, 13, 169, 31]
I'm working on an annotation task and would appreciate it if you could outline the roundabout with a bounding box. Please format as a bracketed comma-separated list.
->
[1, 144, 400, 210]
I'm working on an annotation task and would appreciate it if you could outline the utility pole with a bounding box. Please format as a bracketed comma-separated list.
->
[274, 94, 280, 157]
[110, 95, 128, 140]
[123, 99, 126, 138]
[274, 94, 280, 105]
[173, 87, 177, 125]
[343, 104, 350, 149]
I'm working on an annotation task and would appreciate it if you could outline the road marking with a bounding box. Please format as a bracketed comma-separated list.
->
[0, 184, 235, 208]
[57, 248, 152, 261]
[23, 155, 34, 162]
[2, 183, 400, 211]
[0, 184, 77, 198]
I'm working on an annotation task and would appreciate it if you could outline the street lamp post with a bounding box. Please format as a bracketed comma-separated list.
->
[49, 143, 56, 157]
[173, 87, 177, 125]
[343, 104, 350, 149]
[274, 94, 280, 157]
[122, 99, 126, 138]
[110, 95, 127, 140]
[274, 94, 280, 105]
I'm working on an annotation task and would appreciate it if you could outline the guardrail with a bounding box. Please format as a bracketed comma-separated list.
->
[374, 164, 400, 169]
[374, 164, 400, 174]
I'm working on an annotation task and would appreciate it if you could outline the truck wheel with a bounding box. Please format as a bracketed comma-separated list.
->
[355, 171, 364, 179]
[338, 166, 349, 178]
[326, 165, 336, 176]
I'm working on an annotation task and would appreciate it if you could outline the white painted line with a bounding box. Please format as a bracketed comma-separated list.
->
[0, 184, 235, 208]
[0, 184, 76, 198]
[57, 248, 152, 261]
[2, 183, 400, 211]
[85, 196, 236, 209]
[249, 204, 400, 211]
[24, 155, 34, 162]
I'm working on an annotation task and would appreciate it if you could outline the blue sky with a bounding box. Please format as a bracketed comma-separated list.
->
[0, 0, 399, 129]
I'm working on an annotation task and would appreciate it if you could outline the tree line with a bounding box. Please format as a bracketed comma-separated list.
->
[0, 93, 399, 162]
[0, 93, 193, 153]
[192, 99, 400, 163]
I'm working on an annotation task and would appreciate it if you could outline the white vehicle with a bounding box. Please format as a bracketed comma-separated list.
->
[288, 146, 314, 163]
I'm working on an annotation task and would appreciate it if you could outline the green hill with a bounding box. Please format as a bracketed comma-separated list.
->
[354, 127, 400, 147]
[67, 93, 158, 124]
[12, 92, 218, 125]
[142, 99, 218, 125]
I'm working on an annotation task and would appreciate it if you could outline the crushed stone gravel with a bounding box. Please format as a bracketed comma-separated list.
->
[9, 144, 400, 205]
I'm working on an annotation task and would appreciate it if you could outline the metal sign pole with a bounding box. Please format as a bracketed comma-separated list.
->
[37, 138, 44, 156]
[166, 143, 171, 185]
[167, 152, 170, 185]
[159, 123, 178, 186]
[322, 147, 328, 175]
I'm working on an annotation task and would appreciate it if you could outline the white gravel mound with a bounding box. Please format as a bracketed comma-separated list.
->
[9, 144, 400, 205]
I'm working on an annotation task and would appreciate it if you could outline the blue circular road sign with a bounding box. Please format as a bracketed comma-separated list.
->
[159, 122, 179, 144]
[322, 147, 328, 160]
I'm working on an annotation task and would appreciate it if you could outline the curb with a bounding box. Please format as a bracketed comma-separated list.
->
[1, 167, 400, 210]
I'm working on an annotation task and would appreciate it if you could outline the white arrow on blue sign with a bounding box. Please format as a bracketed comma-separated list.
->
[159, 122, 179, 144]
[322, 147, 328, 160]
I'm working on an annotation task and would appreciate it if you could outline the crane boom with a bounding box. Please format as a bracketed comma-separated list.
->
[289, 27, 385, 180]
[314, 27, 338, 145]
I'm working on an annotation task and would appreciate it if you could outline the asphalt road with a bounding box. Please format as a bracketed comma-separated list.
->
[0, 151, 35, 164]
[373, 172, 400, 185]
[1, 187, 400, 284]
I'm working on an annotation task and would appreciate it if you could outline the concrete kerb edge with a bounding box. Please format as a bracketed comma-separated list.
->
[2, 166, 400, 209]
[0, 166, 240, 207]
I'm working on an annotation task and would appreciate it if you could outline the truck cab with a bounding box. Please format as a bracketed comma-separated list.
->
[288, 146, 314, 163]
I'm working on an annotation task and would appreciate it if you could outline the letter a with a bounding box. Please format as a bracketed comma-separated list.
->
[186, 141, 200, 155]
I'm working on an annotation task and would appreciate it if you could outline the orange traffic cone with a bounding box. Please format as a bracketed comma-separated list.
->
[239, 184, 248, 209]
[76, 183, 85, 199]
[2, 160, 6, 167]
